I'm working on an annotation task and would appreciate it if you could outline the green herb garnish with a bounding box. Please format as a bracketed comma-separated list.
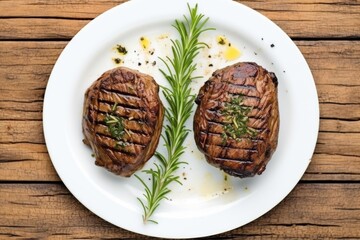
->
[221, 96, 257, 141]
[116, 44, 128, 55]
[218, 36, 226, 45]
[104, 103, 125, 141]
[135, 4, 214, 224]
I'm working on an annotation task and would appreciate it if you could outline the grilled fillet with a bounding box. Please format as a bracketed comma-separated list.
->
[82, 67, 164, 177]
[194, 62, 279, 178]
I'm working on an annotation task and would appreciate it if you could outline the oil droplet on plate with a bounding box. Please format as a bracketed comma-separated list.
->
[140, 36, 150, 49]
[200, 172, 233, 198]
[215, 35, 241, 61]
[224, 46, 241, 61]
[158, 33, 169, 40]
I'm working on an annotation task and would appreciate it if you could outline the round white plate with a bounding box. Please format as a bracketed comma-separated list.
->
[43, 0, 319, 238]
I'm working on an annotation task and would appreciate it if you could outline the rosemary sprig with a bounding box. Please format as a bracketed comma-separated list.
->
[135, 4, 213, 224]
[221, 96, 257, 142]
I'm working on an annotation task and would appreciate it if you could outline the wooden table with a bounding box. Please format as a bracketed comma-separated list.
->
[1, 0, 359, 239]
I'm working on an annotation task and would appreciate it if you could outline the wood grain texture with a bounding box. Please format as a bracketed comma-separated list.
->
[0, 183, 359, 239]
[0, 0, 359, 39]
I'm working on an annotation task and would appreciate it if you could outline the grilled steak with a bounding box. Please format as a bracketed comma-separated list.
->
[194, 62, 279, 178]
[82, 67, 164, 177]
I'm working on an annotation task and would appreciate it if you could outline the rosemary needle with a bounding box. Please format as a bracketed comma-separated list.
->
[135, 4, 214, 224]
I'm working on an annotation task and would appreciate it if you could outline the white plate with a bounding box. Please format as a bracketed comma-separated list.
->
[43, 0, 319, 238]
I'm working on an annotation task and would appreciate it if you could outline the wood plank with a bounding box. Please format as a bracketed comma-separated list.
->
[0, 121, 44, 144]
[320, 119, 360, 133]
[0, 183, 359, 239]
[0, 101, 43, 121]
[321, 103, 360, 120]
[315, 132, 360, 156]
[0, 18, 89, 40]
[0, 0, 359, 39]
[0, 144, 58, 181]
[297, 41, 360, 86]
[304, 153, 360, 181]
[318, 85, 360, 104]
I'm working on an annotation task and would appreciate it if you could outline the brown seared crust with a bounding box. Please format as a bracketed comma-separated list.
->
[194, 62, 279, 178]
[82, 67, 164, 177]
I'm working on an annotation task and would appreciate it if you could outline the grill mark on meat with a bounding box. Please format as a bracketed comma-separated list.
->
[95, 132, 146, 148]
[99, 99, 143, 110]
[96, 113, 151, 135]
[102, 148, 136, 165]
[226, 84, 260, 99]
[96, 109, 145, 121]
[100, 144, 137, 157]
[98, 101, 146, 116]
[207, 120, 266, 133]
[94, 136, 137, 164]
[212, 157, 253, 164]
[205, 144, 257, 161]
[101, 88, 140, 101]
[99, 90, 144, 109]
[200, 131, 266, 142]
[230, 96, 260, 108]
[223, 82, 257, 90]
[205, 144, 256, 151]
[205, 109, 267, 122]
[95, 124, 151, 146]
[96, 122, 150, 136]
[200, 131, 263, 147]
[95, 134, 145, 155]
[227, 92, 260, 100]
[98, 100, 145, 111]
[207, 101, 262, 111]
[100, 85, 140, 98]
